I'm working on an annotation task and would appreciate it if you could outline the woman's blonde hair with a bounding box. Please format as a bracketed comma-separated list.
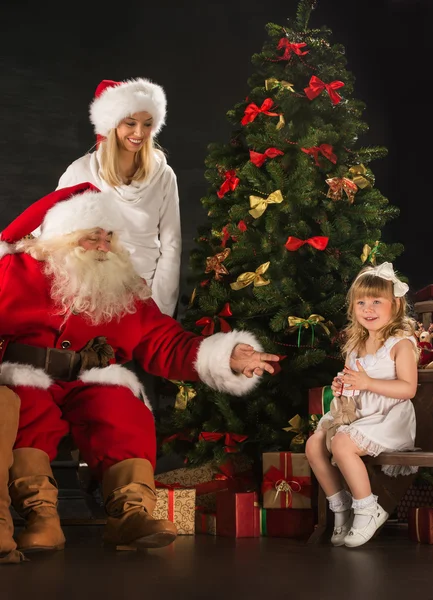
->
[342, 266, 416, 357]
[98, 129, 165, 187]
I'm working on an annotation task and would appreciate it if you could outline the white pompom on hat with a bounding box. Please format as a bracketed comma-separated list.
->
[89, 78, 167, 139]
[0, 183, 124, 258]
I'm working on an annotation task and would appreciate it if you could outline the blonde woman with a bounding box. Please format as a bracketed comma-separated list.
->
[56, 78, 181, 317]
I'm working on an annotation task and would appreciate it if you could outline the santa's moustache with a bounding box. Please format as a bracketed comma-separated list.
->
[45, 246, 151, 324]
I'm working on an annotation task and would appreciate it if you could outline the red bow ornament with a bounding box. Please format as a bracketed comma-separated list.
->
[285, 236, 329, 251]
[304, 75, 345, 105]
[326, 177, 358, 204]
[217, 170, 240, 199]
[195, 303, 233, 336]
[276, 38, 309, 61]
[241, 98, 279, 125]
[301, 143, 337, 167]
[250, 147, 284, 167]
[199, 431, 248, 453]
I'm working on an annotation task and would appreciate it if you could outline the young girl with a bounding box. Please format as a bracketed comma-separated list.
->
[305, 262, 418, 548]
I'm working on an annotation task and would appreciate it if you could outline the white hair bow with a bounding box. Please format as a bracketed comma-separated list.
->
[356, 261, 409, 298]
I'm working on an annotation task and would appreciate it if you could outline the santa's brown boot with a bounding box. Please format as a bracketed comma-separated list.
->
[9, 448, 65, 553]
[0, 387, 26, 563]
[102, 458, 177, 550]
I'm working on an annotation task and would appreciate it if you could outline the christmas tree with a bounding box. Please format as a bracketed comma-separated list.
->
[157, 0, 403, 468]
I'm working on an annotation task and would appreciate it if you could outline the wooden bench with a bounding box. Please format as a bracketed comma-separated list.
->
[308, 369, 433, 544]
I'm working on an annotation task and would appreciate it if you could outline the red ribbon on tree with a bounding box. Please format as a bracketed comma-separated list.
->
[195, 303, 233, 336]
[241, 98, 279, 125]
[276, 38, 309, 61]
[301, 143, 337, 167]
[217, 170, 240, 199]
[285, 236, 329, 251]
[250, 147, 284, 167]
[162, 431, 193, 444]
[199, 431, 248, 453]
[304, 75, 345, 105]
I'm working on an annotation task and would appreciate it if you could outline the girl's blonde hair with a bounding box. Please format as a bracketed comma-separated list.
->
[98, 129, 165, 187]
[342, 266, 416, 357]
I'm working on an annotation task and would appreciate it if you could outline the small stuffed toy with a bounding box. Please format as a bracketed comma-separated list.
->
[321, 394, 359, 452]
[418, 330, 433, 368]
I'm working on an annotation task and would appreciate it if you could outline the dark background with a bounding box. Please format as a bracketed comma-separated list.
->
[1, 0, 431, 311]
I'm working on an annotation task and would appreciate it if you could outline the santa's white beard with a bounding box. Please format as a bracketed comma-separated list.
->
[44, 246, 151, 324]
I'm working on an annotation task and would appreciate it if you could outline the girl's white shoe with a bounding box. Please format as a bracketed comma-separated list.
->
[331, 510, 354, 546]
[344, 502, 388, 548]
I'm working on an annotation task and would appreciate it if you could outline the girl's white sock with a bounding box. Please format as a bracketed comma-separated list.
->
[327, 489, 352, 527]
[352, 494, 377, 528]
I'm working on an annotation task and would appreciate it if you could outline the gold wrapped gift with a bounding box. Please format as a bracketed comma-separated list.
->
[154, 488, 196, 535]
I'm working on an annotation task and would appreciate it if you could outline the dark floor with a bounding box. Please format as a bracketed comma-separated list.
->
[2, 521, 432, 600]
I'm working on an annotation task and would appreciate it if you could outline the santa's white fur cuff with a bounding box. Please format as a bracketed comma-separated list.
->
[194, 330, 264, 396]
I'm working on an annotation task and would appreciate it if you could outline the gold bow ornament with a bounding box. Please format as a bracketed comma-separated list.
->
[249, 189, 284, 218]
[360, 240, 380, 265]
[230, 261, 271, 290]
[265, 78, 295, 93]
[288, 314, 331, 346]
[348, 164, 374, 189]
[170, 380, 197, 410]
[283, 414, 309, 450]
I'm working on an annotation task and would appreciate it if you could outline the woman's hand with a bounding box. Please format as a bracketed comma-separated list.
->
[230, 344, 280, 378]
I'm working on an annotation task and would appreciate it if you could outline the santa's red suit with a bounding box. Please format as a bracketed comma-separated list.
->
[0, 252, 261, 480]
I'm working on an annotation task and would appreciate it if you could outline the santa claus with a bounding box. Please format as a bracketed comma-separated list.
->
[0, 183, 278, 559]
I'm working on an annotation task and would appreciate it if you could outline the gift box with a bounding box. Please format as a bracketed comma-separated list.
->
[308, 385, 334, 431]
[259, 507, 315, 538]
[414, 285, 433, 303]
[155, 453, 255, 511]
[216, 491, 260, 537]
[154, 487, 196, 535]
[262, 452, 312, 509]
[195, 510, 217, 535]
[408, 507, 433, 544]
[396, 483, 433, 523]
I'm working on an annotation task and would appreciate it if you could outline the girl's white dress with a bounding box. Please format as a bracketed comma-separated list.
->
[316, 335, 417, 477]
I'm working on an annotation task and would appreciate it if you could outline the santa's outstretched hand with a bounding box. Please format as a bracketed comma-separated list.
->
[230, 343, 279, 378]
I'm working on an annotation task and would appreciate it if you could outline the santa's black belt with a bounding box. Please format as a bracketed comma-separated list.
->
[3, 342, 81, 382]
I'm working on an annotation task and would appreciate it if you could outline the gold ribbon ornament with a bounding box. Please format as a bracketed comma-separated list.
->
[265, 78, 295, 93]
[325, 177, 358, 204]
[348, 164, 374, 189]
[205, 248, 231, 280]
[249, 189, 284, 218]
[283, 414, 308, 450]
[230, 261, 271, 290]
[170, 380, 197, 410]
[288, 314, 331, 346]
[360, 240, 380, 265]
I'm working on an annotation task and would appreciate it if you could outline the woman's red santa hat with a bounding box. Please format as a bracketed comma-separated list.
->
[0, 182, 123, 257]
[89, 78, 167, 143]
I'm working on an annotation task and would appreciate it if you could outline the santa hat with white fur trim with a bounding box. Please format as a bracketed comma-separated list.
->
[89, 78, 167, 140]
[0, 182, 125, 258]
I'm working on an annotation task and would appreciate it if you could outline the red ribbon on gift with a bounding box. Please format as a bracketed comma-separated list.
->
[217, 170, 240, 199]
[249, 147, 284, 167]
[262, 464, 311, 508]
[304, 75, 345, 105]
[195, 303, 233, 336]
[301, 143, 337, 167]
[199, 431, 248, 453]
[155, 481, 182, 521]
[276, 38, 309, 61]
[285, 236, 329, 251]
[241, 98, 279, 125]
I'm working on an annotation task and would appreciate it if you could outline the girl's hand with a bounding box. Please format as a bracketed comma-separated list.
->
[331, 373, 344, 396]
[343, 361, 371, 392]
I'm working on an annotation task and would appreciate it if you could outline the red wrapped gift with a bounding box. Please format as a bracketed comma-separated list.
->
[216, 491, 260, 537]
[408, 507, 433, 544]
[308, 386, 334, 434]
[262, 452, 312, 509]
[195, 510, 217, 535]
[414, 285, 433, 303]
[260, 508, 315, 538]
